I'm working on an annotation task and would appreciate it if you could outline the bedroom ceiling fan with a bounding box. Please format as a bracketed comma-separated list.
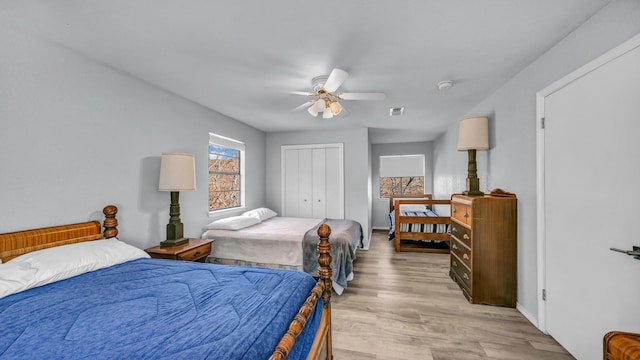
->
[291, 68, 386, 119]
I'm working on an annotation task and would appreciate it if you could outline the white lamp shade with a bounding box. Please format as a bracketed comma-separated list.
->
[322, 109, 334, 119]
[158, 153, 196, 191]
[457, 116, 489, 151]
[307, 106, 319, 117]
[329, 101, 343, 116]
[313, 99, 326, 112]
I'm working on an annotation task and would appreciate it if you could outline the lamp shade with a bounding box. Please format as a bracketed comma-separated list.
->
[457, 116, 489, 151]
[158, 153, 196, 191]
[329, 101, 343, 116]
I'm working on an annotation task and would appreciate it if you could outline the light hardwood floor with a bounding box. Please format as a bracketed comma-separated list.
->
[330, 230, 574, 360]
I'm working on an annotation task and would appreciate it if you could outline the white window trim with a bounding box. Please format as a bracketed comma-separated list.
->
[208, 133, 245, 216]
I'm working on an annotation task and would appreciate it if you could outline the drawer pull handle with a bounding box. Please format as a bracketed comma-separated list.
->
[463, 212, 469, 218]
[452, 244, 458, 250]
[452, 207, 457, 213]
[452, 260, 457, 267]
[463, 253, 469, 260]
[194, 251, 201, 257]
[452, 227, 458, 233]
[463, 234, 469, 240]
[463, 273, 469, 280]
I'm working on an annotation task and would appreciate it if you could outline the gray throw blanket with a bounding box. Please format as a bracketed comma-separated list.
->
[302, 218, 363, 294]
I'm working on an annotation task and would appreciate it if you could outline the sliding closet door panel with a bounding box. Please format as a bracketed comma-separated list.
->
[325, 147, 343, 219]
[312, 148, 326, 218]
[281, 143, 344, 219]
[298, 149, 313, 218]
[283, 149, 300, 217]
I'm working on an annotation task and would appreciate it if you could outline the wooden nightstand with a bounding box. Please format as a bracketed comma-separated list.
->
[145, 238, 214, 263]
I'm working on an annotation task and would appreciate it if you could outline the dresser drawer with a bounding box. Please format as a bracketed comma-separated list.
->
[450, 238, 471, 269]
[450, 221, 471, 248]
[451, 202, 472, 226]
[177, 243, 212, 261]
[451, 253, 472, 290]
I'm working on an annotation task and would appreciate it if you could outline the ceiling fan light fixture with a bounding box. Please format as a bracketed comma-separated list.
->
[322, 109, 334, 119]
[329, 101, 343, 116]
[307, 106, 319, 117]
[313, 99, 326, 112]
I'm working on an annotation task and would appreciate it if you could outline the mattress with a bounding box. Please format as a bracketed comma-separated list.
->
[0, 258, 321, 360]
[388, 209, 450, 240]
[202, 216, 323, 268]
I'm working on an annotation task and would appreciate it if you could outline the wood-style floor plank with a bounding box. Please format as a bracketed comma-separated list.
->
[331, 230, 574, 359]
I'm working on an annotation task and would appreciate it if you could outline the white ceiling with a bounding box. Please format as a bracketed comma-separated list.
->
[1, 0, 610, 143]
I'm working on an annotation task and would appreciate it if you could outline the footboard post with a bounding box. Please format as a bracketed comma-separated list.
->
[317, 224, 333, 360]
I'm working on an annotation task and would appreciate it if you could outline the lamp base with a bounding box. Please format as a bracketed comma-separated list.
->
[463, 149, 485, 197]
[160, 237, 189, 247]
[463, 190, 485, 197]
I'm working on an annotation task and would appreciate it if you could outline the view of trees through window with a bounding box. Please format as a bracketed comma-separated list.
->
[379, 176, 424, 198]
[208, 144, 241, 211]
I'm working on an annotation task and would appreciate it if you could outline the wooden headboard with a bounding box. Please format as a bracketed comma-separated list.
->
[388, 194, 433, 212]
[0, 205, 119, 263]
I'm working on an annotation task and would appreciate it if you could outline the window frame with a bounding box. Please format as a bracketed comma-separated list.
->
[378, 154, 425, 198]
[208, 133, 246, 216]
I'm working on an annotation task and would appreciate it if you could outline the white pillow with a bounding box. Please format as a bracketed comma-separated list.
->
[0, 238, 149, 299]
[242, 207, 278, 221]
[399, 204, 428, 212]
[205, 215, 261, 230]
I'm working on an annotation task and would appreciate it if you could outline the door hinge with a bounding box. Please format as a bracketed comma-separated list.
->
[541, 117, 545, 129]
[542, 289, 546, 301]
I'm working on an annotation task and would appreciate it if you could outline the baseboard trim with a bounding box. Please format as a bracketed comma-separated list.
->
[371, 226, 389, 230]
[516, 302, 543, 333]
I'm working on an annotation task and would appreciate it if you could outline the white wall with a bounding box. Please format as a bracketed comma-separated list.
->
[264, 127, 371, 249]
[432, 0, 640, 326]
[370, 141, 434, 229]
[0, 23, 266, 250]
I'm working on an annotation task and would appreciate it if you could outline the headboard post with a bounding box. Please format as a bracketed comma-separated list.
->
[102, 205, 118, 238]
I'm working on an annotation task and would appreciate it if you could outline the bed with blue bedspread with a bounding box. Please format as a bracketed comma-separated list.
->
[0, 206, 333, 360]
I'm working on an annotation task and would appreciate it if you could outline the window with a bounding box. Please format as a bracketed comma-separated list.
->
[209, 133, 245, 212]
[379, 154, 425, 198]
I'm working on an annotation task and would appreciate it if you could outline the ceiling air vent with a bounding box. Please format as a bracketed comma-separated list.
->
[389, 107, 404, 116]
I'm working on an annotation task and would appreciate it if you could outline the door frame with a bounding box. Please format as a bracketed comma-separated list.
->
[535, 33, 640, 334]
[280, 143, 344, 218]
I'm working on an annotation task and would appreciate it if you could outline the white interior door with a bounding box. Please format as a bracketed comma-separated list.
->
[281, 143, 344, 219]
[283, 149, 299, 217]
[312, 148, 326, 218]
[541, 37, 640, 360]
[298, 148, 313, 218]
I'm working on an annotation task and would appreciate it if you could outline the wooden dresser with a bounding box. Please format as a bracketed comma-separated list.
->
[449, 194, 517, 307]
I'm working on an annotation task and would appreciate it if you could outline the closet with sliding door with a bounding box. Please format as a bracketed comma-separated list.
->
[281, 143, 344, 219]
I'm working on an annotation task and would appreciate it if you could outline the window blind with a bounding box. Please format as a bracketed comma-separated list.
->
[379, 154, 424, 177]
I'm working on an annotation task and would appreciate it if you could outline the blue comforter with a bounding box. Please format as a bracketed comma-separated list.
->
[0, 259, 322, 360]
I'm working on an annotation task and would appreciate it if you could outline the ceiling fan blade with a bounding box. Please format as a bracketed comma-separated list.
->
[290, 91, 314, 96]
[291, 100, 314, 112]
[339, 92, 386, 101]
[323, 68, 349, 92]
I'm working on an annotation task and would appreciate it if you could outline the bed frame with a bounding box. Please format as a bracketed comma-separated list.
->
[389, 194, 451, 253]
[0, 205, 333, 360]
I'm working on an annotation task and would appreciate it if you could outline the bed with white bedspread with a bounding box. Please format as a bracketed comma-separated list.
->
[202, 210, 363, 295]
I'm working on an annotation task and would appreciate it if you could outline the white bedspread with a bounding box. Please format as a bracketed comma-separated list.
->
[202, 217, 322, 267]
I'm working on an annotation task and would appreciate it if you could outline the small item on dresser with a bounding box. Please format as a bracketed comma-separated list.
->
[489, 188, 516, 198]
